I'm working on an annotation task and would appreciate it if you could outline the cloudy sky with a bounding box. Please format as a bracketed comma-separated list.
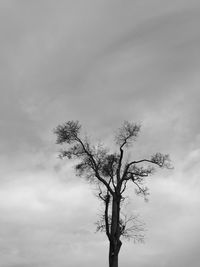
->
[1, 0, 200, 266]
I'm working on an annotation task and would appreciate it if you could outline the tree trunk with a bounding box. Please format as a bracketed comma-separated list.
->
[109, 241, 121, 267]
[109, 196, 122, 267]
[109, 246, 118, 267]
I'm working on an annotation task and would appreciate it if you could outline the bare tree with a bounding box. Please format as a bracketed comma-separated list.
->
[54, 120, 171, 267]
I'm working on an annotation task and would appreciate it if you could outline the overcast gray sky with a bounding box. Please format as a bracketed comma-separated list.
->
[1, 1, 200, 266]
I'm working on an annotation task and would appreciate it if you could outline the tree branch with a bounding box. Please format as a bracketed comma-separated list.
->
[76, 137, 114, 195]
[117, 147, 123, 183]
[117, 135, 132, 180]
[104, 193, 111, 240]
[120, 180, 128, 194]
[132, 180, 149, 200]
[120, 153, 170, 185]
[128, 153, 171, 169]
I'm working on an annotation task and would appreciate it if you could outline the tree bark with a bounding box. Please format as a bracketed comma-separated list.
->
[109, 196, 122, 267]
[109, 246, 118, 267]
[109, 241, 121, 267]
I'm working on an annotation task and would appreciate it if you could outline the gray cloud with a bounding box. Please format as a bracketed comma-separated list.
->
[0, 1, 200, 266]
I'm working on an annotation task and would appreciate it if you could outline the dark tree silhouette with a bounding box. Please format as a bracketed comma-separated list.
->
[54, 120, 171, 267]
